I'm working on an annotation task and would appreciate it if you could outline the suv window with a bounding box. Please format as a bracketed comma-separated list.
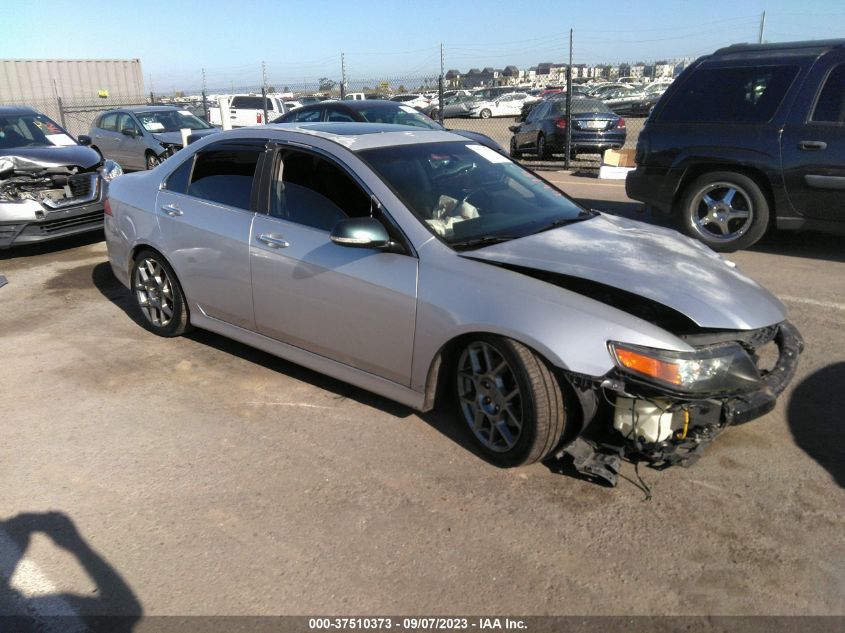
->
[100, 113, 119, 131]
[811, 64, 845, 123]
[658, 65, 798, 123]
[186, 141, 263, 210]
[270, 149, 370, 231]
[230, 96, 269, 109]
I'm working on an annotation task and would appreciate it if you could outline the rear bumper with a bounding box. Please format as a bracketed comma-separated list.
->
[549, 131, 626, 154]
[625, 166, 677, 214]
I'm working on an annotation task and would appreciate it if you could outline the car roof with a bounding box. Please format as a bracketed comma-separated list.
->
[305, 99, 403, 111]
[0, 105, 39, 115]
[261, 122, 466, 151]
[711, 39, 845, 59]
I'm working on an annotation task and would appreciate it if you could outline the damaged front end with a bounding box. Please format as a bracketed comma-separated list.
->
[559, 321, 804, 486]
[0, 154, 122, 249]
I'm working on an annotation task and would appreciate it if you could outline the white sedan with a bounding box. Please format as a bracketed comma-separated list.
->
[468, 92, 536, 118]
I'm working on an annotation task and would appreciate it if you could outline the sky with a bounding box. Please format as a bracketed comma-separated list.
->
[3, 0, 845, 93]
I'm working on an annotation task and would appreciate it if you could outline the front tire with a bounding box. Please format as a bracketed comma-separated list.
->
[455, 336, 566, 467]
[145, 152, 161, 170]
[536, 134, 549, 160]
[479, 108, 492, 119]
[510, 137, 522, 159]
[130, 250, 190, 337]
[678, 171, 770, 252]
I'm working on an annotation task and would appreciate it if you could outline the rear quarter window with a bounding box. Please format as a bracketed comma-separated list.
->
[657, 65, 799, 123]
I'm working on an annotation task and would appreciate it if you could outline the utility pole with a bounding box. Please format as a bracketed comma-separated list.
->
[758, 11, 766, 43]
[564, 29, 573, 170]
[261, 60, 268, 124]
[438, 43, 445, 125]
[341, 53, 347, 99]
[201, 68, 208, 122]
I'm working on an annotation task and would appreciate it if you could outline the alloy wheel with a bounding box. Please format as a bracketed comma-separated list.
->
[134, 258, 175, 327]
[690, 182, 754, 242]
[456, 341, 524, 453]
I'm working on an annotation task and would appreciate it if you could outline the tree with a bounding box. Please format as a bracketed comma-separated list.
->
[319, 77, 337, 92]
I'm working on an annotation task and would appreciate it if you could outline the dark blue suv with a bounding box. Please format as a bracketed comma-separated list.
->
[627, 39, 845, 251]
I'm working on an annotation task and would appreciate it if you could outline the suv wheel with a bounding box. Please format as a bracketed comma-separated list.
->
[679, 171, 770, 252]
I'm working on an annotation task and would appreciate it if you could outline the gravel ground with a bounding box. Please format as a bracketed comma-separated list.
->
[0, 175, 842, 624]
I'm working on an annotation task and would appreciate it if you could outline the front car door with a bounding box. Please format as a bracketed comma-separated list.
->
[781, 52, 845, 223]
[155, 138, 266, 329]
[115, 113, 145, 170]
[250, 144, 418, 385]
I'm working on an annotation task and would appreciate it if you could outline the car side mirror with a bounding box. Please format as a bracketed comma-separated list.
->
[78, 134, 92, 146]
[508, 125, 520, 133]
[121, 127, 138, 137]
[330, 217, 390, 249]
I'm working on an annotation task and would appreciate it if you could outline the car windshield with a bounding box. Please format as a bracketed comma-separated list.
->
[358, 106, 441, 130]
[359, 141, 593, 248]
[135, 110, 213, 133]
[0, 113, 76, 149]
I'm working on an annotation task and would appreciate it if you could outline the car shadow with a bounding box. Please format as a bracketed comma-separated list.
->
[0, 511, 142, 632]
[750, 230, 845, 263]
[90, 261, 594, 479]
[787, 362, 845, 488]
[0, 231, 104, 261]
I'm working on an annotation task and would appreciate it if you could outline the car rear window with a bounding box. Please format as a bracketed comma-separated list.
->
[231, 96, 271, 110]
[657, 65, 798, 123]
[554, 99, 613, 114]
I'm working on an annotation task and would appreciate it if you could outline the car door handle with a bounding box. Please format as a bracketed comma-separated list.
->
[799, 140, 827, 151]
[256, 233, 289, 248]
[161, 203, 183, 217]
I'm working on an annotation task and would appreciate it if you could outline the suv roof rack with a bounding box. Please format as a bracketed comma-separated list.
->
[712, 39, 845, 57]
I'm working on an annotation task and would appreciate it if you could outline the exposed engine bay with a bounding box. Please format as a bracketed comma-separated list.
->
[0, 155, 101, 213]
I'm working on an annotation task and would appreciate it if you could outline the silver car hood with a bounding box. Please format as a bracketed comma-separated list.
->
[462, 214, 786, 330]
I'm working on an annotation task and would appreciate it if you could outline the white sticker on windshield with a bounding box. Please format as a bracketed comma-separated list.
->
[178, 110, 192, 115]
[466, 144, 510, 164]
[399, 105, 417, 113]
[45, 133, 76, 146]
[146, 122, 165, 131]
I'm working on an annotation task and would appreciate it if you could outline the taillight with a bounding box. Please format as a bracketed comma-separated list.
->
[104, 198, 113, 216]
[616, 117, 626, 129]
[554, 118, 567, 129]
[257, 112, 263, 123]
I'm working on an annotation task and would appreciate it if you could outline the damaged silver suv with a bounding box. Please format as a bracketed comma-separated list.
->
[0, 105, 122, 249]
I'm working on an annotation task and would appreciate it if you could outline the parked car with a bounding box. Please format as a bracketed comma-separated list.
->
[468, 92, 537, 119]
[603, 86, 666, 117]
[272, 100, 506, 153]
[627, 39, 845, 251]
[103, 123, 802, 483]
[586, 83, 633, 99]
[390, 94, 430, 110]
[208, 94, 287, 127]
[427, 94, 476, 119]
[86, 106, 218, 171]
[0, 105, 122, 248]
[509, 97, 626, 160]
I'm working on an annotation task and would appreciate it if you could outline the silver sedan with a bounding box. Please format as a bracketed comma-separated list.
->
[103, 123, 802, 483]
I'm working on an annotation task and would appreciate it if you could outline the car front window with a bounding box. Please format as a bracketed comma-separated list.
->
[136, 110, 213, 133]
[360, 141, 592, 248]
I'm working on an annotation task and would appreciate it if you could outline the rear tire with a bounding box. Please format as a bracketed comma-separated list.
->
[479, 109, 492, 119]
[678, 171, 769, 252]
[455, 336, 566, 467]
[130, 250, 190, 337]
[510, 137, 522, 159]
[536, 134, 549, 160]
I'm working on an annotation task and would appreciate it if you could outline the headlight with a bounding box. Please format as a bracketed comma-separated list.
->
[608, 341, 761, 395]
[100, 159, 123, 182]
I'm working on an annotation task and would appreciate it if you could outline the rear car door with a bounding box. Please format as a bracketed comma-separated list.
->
[249, 145, 418, 385]
[781, 54, 845, 222]
[155, 138, 266, 329]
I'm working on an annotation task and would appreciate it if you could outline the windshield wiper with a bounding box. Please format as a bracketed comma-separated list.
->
[532, 211, 596, 234]
[450, 235, 522, 251]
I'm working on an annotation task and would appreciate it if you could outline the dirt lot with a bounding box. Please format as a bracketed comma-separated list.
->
[1, 174, 843, 624]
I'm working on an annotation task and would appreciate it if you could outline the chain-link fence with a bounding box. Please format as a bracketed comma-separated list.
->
[1, 74, 650, 173]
